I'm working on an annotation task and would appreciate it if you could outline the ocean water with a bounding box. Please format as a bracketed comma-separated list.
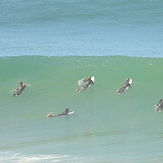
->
[0, 0, 163, 163]
[1, 56, 163, 163]
[0, 0, 163, 57]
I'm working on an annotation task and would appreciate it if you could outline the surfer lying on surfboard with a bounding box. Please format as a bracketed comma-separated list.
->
[76, 76, 94, 92]
[155, 99, 163, 112]
[46, 108, 71, 117]
[116, 78, 132, 94]
[13, 82, 26, 97]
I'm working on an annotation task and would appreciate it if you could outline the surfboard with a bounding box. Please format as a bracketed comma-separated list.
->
[129, 79, 132, 85]
[91, 76, 95, 83]
[78, 76, 95, 85]
[47, 111, 75, 117]
[68, 111, 74, 115]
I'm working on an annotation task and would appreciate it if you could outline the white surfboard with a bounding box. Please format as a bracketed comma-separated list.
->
[68, 111, 74, 115]
[91, 76, 95, 83]
[129, 79, 132, 84]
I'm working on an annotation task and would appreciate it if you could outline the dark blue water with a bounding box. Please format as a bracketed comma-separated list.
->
[0, 0, 163, 58]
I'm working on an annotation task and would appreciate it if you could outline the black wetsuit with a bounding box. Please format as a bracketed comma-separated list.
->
[118, 81, 131, 94]
[13, 84, 26, 97]
[51, 109, 69, 117]
[78, 79, 94, 91]
[156, 100, 163, 112]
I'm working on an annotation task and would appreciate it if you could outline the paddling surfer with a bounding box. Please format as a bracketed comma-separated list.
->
[156, 99, 163, 112]
[116, 78, 131, 94]
[13, 82, 26, 97]
[76, 76, 94, 91]
[46, 108, 69, 117]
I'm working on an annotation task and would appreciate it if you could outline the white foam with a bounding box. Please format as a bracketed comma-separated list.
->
[0, 152, 73, 163]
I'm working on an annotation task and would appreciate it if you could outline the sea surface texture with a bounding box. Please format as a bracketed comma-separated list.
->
[0, 0, 163, 163]
[0, 0, 163, 58]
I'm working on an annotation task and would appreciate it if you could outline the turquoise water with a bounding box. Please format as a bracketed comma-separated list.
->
[0, 56, 163, 162]
[0, 0, 163, 162]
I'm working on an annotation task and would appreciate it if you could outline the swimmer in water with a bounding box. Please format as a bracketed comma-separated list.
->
[13, 82, 26, 97]
[116, 78, 131, 94]
[46, 108, 69, 117]
[76, 76, 94, 92]
[156, 99, 163, 112]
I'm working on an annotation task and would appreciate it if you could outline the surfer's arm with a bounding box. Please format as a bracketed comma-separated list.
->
[127, 82, 131, 87]
[157, 102, 162, 107]
[14, 87, 19, 92]
[160, 103, 163, 108]
[15, 85, 23, 91]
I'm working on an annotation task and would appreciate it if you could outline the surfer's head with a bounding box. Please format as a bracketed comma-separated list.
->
[76, 88, 79, 91]
[160, 99, 162, 102]
[126, 78, 129, 82]
[20, 82, 23, 85]
[65, 108, 69, 112]
[64, 108, 69, 115]
[88, 76, 91, 79]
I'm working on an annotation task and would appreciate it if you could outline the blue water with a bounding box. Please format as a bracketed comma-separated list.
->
[0, 0, 163, 58]
[0, 0, 163, 163]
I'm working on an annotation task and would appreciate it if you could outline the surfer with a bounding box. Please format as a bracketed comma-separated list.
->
[116, 78, 131, 94]
[13, 82, 26, 97]
[76, 76, 94, 91]
[46, 108, 69, 117]
[156, 99, 163, 112]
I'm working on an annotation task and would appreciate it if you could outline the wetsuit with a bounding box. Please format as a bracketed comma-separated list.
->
[51, 109, 69, 117]
[117, 81, 131, 94]
[156, 100, 163, 112]
[78, 78, 94, 91]
[13, 84, 26, 97]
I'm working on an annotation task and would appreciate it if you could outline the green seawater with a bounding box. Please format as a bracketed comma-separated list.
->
[0, 56, 163, 162]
